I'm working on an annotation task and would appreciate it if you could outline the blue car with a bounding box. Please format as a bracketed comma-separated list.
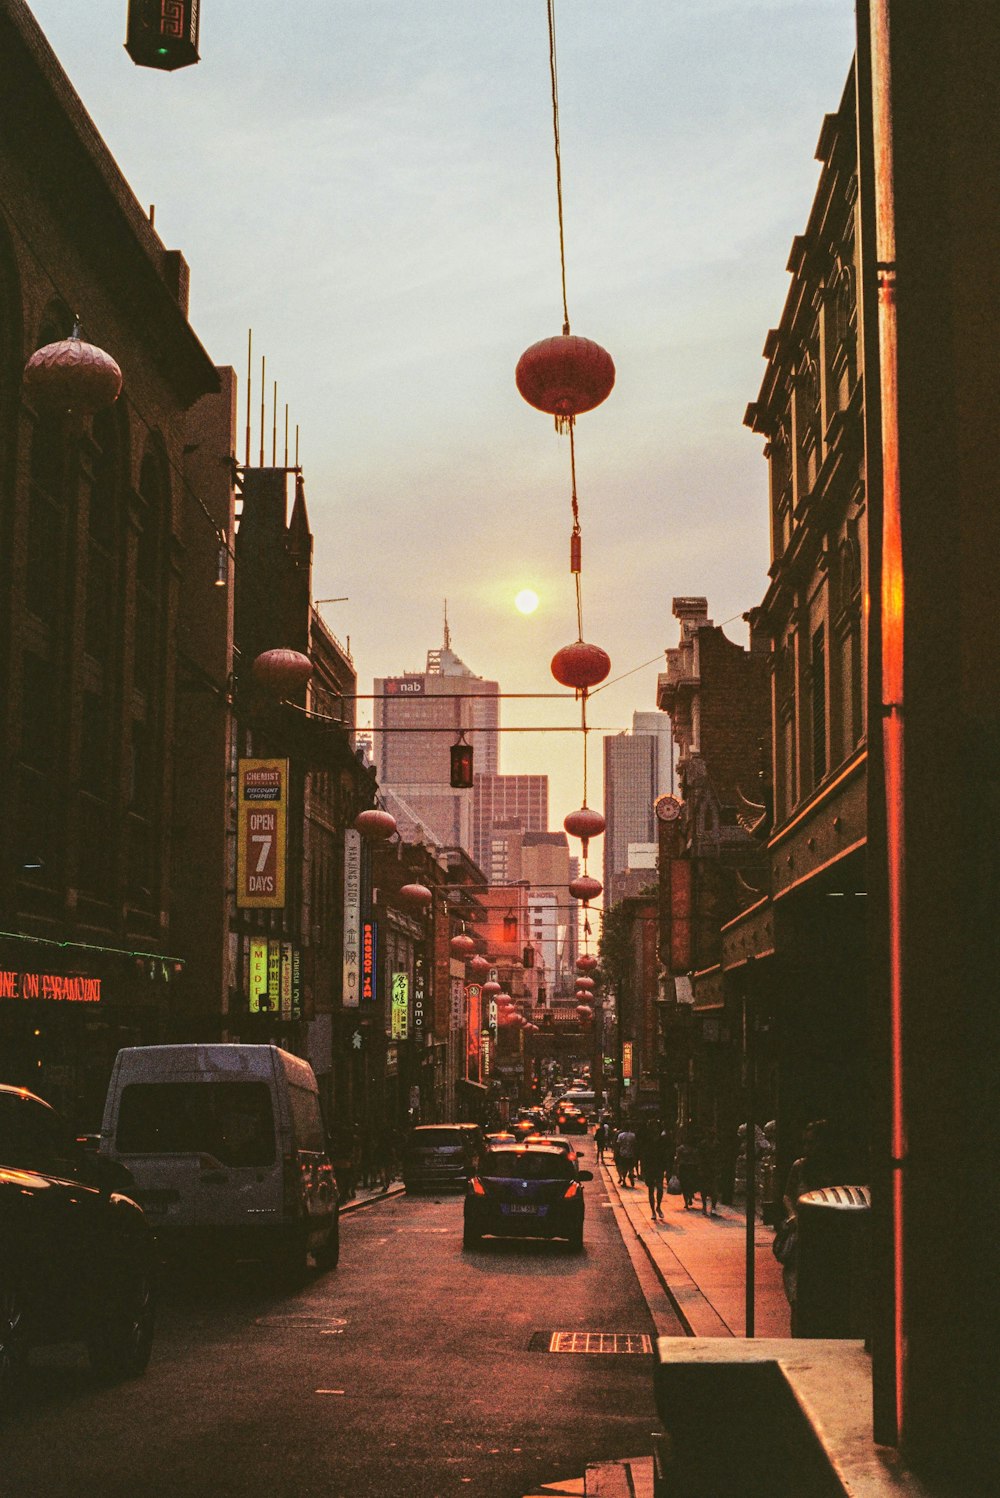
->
[463, 1145, 593, 1251]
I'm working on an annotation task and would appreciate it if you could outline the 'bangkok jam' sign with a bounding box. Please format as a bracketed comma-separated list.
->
[0, 970, 101, 1003]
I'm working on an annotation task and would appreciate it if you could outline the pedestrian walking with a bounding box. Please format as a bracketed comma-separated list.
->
[615, 1124, 638, 1187]
[644, 1125, 672, 1219]
[594, 1118, 609, 1163]
[697, 1128, 722, 1215]
[674, 1130, 699, 1209]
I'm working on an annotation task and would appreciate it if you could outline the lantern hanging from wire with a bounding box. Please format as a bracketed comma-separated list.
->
[551, 641, 611, 692]
[568, 874, 602, 903]
[399, 883, 432, 911]
[354, 808, 397, 840]
[563, 805, 606, 858]
[251, 648, 312, 698]
[450, 932, 477, 959]
[468, 954, 491, 980]
[575, 1003, 593, 1020]
[515, 334, 615, 420]
[482, 980, 502, 998]
[575, 976, 595, 993]
[23, 323, 122, 417]
[577, 954, 599, 973]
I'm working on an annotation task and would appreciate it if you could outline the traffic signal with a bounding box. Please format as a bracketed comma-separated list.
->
[126, 0, 201, 72]
[450, 741, 474, 788]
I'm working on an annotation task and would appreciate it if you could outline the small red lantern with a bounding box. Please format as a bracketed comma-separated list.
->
[252, 648, 312, 698]
[468, 954, 491, 979]
[563, 806, 606, 857]
[524, 1021, 539, 1034]
[355, 808, 397, 840]
[515, 334, 615, 418]
[450, 932, 477, 958]
[551, 641, 611, 691]
[569, 874, 602, 903]
[577, 954, 598, 973]
[482, 980, 502, 998]
[399, 883, 433, 911]
[575, 1003, 593, 1020]
[24, 329, 122, 416]
[575, 976, 595, 992]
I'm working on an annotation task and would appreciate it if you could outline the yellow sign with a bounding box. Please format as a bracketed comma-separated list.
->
[236, 759, 288, 909]
[391, 973, 409, 1039]
[622, 1041, 634, 1081]
[248, 938, 269, 1013]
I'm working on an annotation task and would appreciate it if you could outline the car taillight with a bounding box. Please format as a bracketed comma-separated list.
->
[469, 1177, 486, 1196]
[563, 1181, 580, 1199]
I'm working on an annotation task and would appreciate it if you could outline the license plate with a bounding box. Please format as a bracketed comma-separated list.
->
[504, 1203, 540, 1215]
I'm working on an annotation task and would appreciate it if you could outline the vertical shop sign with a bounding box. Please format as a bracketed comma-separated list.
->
[481, 1030, 491, 1078]
[291, 946, 302, 1019]
[622, 1040, 634, 1087]
[236, 759, 288, 909]
[413, 947, 426, 1041]
[249, 938, 269, 1013]
[361, 921, 377, 1004]
[450, 977, 464, 1031]
[466, 983, 482, 1082]
[391, 972, 409, 1040]
[267, 941, 281, 1013]
[280, 943, 293, 1020]
[342, 829, 362, 1007]
[670, 860, 692, 971]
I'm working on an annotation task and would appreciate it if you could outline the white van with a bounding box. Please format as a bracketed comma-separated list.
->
[99, 1044, 339, 1275]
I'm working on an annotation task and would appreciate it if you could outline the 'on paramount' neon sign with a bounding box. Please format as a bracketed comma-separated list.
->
[0, 970, 102, 1003]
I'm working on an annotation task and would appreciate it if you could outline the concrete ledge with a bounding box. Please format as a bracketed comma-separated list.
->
[653, 1339, 933, 1498]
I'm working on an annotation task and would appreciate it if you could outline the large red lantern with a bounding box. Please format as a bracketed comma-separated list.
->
[399, 883, 432, 911]
[468, 954, 491, 979]
[575, 976, 595, 993]
[515, 334, 615, 418]
[252, 648, 312, 698]
[575, 1003, 593, 1020]
[569, 874, 602, 903]
[551, 641, 611, 691]
[354, 808, 397, 840]
[577, 954, 598, 973]
[563, 805, 606, 857]
[23, 331, 122, 415]
[482, 980, 502, 998]
[450, 932, 477, 958]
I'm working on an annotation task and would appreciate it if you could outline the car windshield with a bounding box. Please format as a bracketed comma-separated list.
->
[115, 1081, 275, 1166]
[481, 1151, 575, 1181]
[409, 1129, 469, 1149]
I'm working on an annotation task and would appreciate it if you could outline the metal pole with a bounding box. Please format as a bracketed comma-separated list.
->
[745, 982, 756, 1337]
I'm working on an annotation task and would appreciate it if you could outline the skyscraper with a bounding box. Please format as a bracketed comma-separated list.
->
[602, 711, 673, 902]
[472, 773, 549, 876]
[374, 620, 499, 858]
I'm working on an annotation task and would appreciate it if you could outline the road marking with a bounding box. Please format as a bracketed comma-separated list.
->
[314, 1389, 345, 1396]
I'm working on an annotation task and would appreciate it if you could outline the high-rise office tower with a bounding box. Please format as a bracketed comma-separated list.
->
[602, 711, 673, 901]
[472, 773, 548, 877]
[374, 619, 499, 858]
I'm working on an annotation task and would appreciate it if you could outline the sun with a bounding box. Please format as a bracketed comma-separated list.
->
[515, 589, 539, 615]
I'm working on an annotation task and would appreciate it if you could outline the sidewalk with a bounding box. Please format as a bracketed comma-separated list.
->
[598, 1154, 789, 1338]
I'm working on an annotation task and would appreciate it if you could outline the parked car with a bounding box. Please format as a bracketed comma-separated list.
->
[402, 1124, 484, 1193]
[463, 1144, 593, 1250]
[1, 1084, 156, 1403]
[99, 1044, 339, 1277]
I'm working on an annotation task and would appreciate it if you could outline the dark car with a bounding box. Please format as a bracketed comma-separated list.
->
[554, 1102, 588, 1135]
[522, 1134, 581, 1169]
[0, 1085, 156, 1403]
[463, 1145, 593, 1250]
[402, 1124, 484, 1193]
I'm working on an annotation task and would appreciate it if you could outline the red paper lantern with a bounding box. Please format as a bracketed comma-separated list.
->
[450, 932, 477, 958]
[468, 954, 491, 979]
[24, 332, 122, 415]
[515, 334, 615, 418]
[551, 641, 611, 691]
[482, 980, 502, 998]
[577, 954, 598, 973]
[575, 1003, 593, 1020]
[399, 883, 432, 910]
[355, 808, 397, 840]
[569, 874, 602, 903]
[564, 807, 606, 843]
[251, 648, 312, 698]
[575, 976, 595, 992]
[523, 1021, 539, 1034]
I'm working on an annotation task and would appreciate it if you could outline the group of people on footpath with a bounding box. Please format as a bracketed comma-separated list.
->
[593, 1115, 722, 1220]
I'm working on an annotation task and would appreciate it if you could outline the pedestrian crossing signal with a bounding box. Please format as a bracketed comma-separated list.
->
[450, 742, 474, 788]
[126, 0, 201, 72]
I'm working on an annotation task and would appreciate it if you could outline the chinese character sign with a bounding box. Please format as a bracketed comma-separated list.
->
[466, 983, 482, 1082]
[342, 829, 362, 1008]
[236, 759, 288, 909]
[413, 948, 426, 1040]
[391, 972, 409, 1040]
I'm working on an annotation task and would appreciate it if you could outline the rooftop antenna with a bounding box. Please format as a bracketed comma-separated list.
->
[443, 599, 451, 652]
[258, 355, 265, 468]
[245, 329, 252, 467]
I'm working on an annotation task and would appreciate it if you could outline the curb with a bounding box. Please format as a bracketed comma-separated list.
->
[339, 1183, 406, 1215]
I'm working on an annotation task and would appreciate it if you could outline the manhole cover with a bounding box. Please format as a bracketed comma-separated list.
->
[255, 1314, 348, 1328]
[529, 1331, 653, 1354]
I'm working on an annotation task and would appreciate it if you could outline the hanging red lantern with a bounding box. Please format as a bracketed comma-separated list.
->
[524, 1021, 539, 1034]
[575, 1003, 593, 1020]
[482, 980, 502, 998]
[399, 883, 432, 911]
[563, 805, 606, 856]
[23, 329, 122, 416]
[450, 932, 477, 958]
[551, 641, 611, 691]
[251, 648, 312, 698]
[515, 334, 615, 418]
[468, 954, 491, 979]
[575, 976, 595, 992]
[569, 874, 602, 903]
[577, 954, 599, 973]
[354, 808, 397, 840]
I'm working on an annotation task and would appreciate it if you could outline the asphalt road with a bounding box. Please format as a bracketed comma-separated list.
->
[5, 1139, 680, 1498]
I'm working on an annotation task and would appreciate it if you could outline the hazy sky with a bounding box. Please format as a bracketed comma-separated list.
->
[29, 0, 856, 837]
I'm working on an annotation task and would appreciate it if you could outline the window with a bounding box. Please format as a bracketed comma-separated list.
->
[116, 1082, 275, 1167]
[288, 1086, 326, 1152]
[0, 1090, 76, 1175]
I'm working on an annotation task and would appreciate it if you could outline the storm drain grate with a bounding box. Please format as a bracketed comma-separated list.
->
[530, 1331, 653, 1355]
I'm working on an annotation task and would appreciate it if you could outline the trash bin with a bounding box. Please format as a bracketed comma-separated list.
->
[796, 1184, 871, 1338]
